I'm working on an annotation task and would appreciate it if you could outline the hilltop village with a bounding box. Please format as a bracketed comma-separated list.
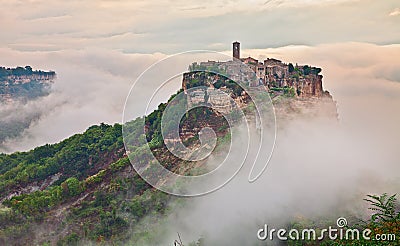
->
[188, 41, 328, 98]
[184, 42, 337, 119]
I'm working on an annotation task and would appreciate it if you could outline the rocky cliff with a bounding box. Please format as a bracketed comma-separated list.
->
[183, 63, 337, 121]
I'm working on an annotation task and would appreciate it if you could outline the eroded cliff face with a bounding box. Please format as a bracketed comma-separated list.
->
[292, 74, 323, 98]
[182, 68, 337, 121]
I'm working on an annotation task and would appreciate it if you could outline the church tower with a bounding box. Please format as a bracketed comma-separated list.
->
[233, 41, 240, 60]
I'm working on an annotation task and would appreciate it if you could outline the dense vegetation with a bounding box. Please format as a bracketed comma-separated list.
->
[287, 194, 400, 246]
[0, 122, 129, 243]
[0, 66, 55, 79]
[0, 123, 124, 197]
[185, 71, 244, 97]
[0, 78, 224, 244]
[188, 62, 227, 76]
[0, 118, 172, 244]
[0, 72, 241, 244]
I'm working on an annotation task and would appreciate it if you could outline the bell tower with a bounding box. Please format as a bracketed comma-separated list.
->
[233, 41, 240, 60]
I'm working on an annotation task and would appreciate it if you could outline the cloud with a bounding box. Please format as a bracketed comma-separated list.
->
[154, 118, 400, 245]
[1, 42, 399, 155]
[136, 43, 400, 245]
[242, 42, 400, 127]
[0, 0, 399, 53]
[136, 95, 400, 244]
[0, 47, 165, 152]
[389, 7, 400, 16]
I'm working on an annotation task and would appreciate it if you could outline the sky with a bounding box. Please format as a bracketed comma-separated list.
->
[0, 0, 399, 53]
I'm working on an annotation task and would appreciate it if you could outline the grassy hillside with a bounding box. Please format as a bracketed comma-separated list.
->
[0, 79, 231, 245]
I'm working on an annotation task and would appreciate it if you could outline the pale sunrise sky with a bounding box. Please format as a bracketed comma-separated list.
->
[0, 0, 399, 53]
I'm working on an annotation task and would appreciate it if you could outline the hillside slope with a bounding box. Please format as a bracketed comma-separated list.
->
[0, 66, 56, 147]
[0, 68, 337, 245]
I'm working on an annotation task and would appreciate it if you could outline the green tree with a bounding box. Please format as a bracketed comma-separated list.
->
[62, 177, 83, 197]
[303, 65, 311, 75]
[288, 63, 295, 73]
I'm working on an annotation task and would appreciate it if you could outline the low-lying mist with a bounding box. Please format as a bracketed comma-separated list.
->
[1, 42, 399, 156]
[1, 43, 399, 245]
[133, 43, 400, 245]
[0, 48, 165, 153]
[153, 97, 400, 245]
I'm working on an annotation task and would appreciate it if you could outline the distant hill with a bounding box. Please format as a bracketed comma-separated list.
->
[0, 66, 55, 102]
[0, 66, 56, 148]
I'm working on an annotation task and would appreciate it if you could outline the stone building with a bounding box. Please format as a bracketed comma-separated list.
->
[185, 42, 326, 98]
[233, 41, 240, 60]
[230, 41, 324, 97]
